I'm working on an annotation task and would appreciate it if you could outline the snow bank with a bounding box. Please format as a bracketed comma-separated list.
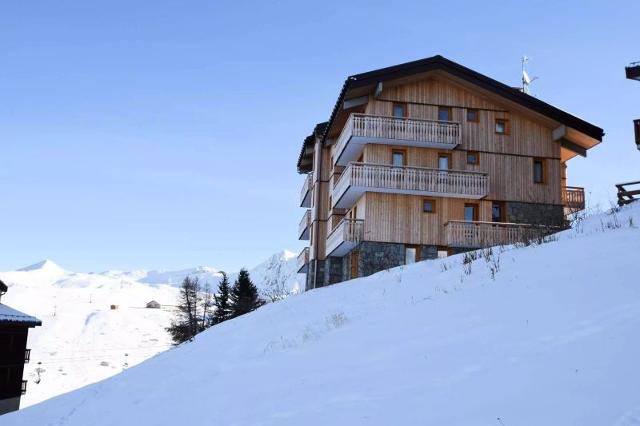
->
[0, 250, 302, 408]
[4, 204, 640, 425]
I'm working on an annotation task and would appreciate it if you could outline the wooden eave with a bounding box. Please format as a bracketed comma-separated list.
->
[321, 55, 604, 156]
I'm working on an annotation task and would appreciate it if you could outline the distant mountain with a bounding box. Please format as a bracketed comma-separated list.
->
[0, 250, 303, 408]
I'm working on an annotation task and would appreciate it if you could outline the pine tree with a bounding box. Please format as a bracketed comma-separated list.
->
[211, 272, 232, 325]
[166, 276, 202, 345]
[229, 268, 265, 318]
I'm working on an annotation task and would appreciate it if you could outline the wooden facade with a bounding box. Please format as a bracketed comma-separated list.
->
[0, 300, 41, 415]
[297, 56, 603, 288]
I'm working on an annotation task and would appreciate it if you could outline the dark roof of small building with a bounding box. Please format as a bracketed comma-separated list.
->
[0, 304, 42, 327]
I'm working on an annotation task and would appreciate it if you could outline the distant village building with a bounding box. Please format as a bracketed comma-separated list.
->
[110, 304, 118, 310]
[0, 279, 42, 415]
[145, 300, 161, 309]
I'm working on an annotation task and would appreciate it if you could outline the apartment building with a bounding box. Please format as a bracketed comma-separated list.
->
[296, 56, 603, 290]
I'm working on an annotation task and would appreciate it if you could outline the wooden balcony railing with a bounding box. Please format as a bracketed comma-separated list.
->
[333, 162, 488, 207]
[334, 113, 461, 165]
[326, 219, 364, 256]
[298, 209, 311, 240]
[300, 172, 313, 207]
[562, 186, 585, 212]
[616, 180, 640, 206]
[446, 220, 561, 248]
[297, 247, 310, 273]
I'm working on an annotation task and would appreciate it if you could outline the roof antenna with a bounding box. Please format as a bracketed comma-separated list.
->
[521, 56, 538, 95]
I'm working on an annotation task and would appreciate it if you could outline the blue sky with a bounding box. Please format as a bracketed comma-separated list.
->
[1, 0, 638, 272]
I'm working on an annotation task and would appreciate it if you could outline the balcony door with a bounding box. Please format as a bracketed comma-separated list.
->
[438, 153, 451, 170]
[350, 250, 359, 279]
[464, 203, 479, 222]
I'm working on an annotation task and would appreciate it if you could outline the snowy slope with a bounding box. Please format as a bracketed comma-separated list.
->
[4, 204, 640, 425]
[0, 251, 302, 408]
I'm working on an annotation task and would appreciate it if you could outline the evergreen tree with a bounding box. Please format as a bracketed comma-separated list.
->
[166, 276, 202, 345]
[211, 272, 232, 325]
[229, 268, 265, 318]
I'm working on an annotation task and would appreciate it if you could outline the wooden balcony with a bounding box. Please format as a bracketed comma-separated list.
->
[616, 180, 640, 206]
[297, 247, 310, 273]
[298, 209, 311, 240]
[445, 220, 560, 248]
[326, 219, 364, 256]
[562, 186, 585, 212]
[300, 172, 312, 207]
[332, 162, 488, 209]
[333, 113, 461, 166]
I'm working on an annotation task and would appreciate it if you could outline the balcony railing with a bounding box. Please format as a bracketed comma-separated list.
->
[332, 162, 488, 208]
[300, 172, 312, 207]
[24, 349, 31, 364]
[333, 113, 461, 166]
[326, 219, 364, 256]
[298, 209, 311, 240]
[297, 247, 310, 273]
[445, 220, 560, 248]
[21, 380, 27, 395]
[562, 186, 585, 212]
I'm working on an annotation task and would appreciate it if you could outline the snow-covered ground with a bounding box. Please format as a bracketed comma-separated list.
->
[4, 204, 640, 425]
[0, 250, 302, 408]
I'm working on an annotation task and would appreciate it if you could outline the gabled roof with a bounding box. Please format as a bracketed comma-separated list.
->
[0, 304, 42, 327]
[322, 55, 604, 143]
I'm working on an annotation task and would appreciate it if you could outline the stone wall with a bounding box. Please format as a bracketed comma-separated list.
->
[358, 241, 406, 278]
[324, 257, 344, 286]
[506, 201, 565, 227]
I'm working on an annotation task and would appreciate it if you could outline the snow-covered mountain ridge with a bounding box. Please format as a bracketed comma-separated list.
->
[0, 250, 302, 408]
[5, 204, 640, 425]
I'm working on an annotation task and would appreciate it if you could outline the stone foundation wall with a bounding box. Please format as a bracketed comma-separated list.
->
[506, 201, 564, 227]
[358, 242, 406, 278]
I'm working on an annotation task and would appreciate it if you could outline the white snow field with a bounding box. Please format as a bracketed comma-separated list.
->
[4, 204, 640, 425]
[0, 251, 301, 408]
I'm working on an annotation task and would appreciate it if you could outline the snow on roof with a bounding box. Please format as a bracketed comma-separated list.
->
[0, 303, 42, 326]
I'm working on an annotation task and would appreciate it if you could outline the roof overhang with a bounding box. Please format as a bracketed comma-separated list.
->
[321, 55, 604, 155]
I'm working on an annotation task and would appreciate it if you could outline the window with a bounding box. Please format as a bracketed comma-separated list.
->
[438, 153, 451, 170]
[464, 203, 478, 222]
[533, 158, 545, 184]
[392, 103, 406, 118]
[495, 118, 509, 135]
[392, 150, 406, 167]
[467, 108, 479, 122]
[492, 201, 505, 223]
[438, 106, 452, 121]
[466, 151, 479, 165]
[405, 245, 421, 264]
[423, 199, 436, 213]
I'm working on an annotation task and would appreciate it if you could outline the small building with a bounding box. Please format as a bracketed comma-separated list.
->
[110, 304, 118, 310]
[145, 300, 161, 309]
[0, 280, 42, 415]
